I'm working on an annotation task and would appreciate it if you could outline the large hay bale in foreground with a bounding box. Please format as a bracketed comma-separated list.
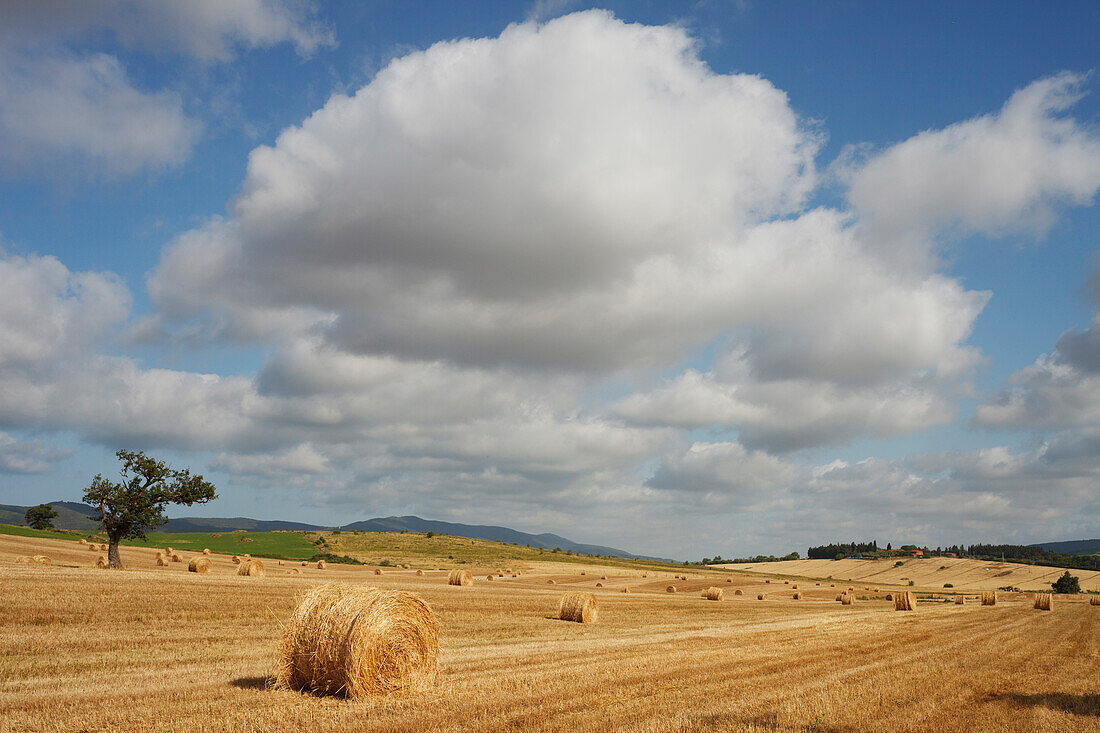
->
[894, 591, 915, 611]
[840, 594, 853, 605]
[1034, 593, 1053, 611]
[95, 556, 108, 569]
[666, 585, 676, 594]
[278, 584, 438, 698]
[448, 569, 472, 587]
[981, 591, 997, 606]
[188, 557, 212, 574]
[705, 587, 724, 601]
[955, 595, 965, 605]
[237, 559, 265, 577]
[156, 555, 169, 567]
[559, 592, 598, 623]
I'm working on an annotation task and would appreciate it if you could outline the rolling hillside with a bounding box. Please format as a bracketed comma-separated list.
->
[713, 556, 1100, 591]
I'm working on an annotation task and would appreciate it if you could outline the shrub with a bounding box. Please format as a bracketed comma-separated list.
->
[1051, 571, 1081, 594]
[908, 580, 915, 586]
[894, 561, 904, 567]
[943, 583, 953, 588]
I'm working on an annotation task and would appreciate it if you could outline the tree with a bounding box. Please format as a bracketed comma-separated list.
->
[1051, 571, 1081, 594]
[24, 504, 59, 530]
[83, 449, 217, 568]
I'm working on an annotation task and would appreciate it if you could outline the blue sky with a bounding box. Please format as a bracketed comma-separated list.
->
[0, 1, 1098, 559]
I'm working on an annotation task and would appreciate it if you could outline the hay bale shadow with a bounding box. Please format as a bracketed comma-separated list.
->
[229, 675, 276, 690]
[992, 692, 1100, 716]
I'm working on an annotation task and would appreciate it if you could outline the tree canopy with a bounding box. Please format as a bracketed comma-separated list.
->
[24, 503, 58, 530]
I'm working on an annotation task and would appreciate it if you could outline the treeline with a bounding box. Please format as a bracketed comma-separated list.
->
[807, 541, 879, 559]
[700, 552, 799, 565]
[965, 544, 1100, 573]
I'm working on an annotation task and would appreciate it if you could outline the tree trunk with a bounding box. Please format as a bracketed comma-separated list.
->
[107, 532, 123, 569]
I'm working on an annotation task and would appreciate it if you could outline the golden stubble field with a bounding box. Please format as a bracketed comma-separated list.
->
[1, 534, 1097, 732]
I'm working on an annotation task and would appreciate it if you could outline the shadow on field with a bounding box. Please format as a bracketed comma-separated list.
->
[993, 692, 1100, 716]
[230, 675, 276, 691]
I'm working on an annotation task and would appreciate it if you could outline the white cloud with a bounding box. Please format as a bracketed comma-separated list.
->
[0, 50, 200, 176]
[843, 73, 1100, 255]
[0, 0, 333, 61]
[0, 432, 70, 474]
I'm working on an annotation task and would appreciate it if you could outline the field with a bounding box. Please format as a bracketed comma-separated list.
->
[715, 557, 1100, 592]
[1, 533, 1098, 732]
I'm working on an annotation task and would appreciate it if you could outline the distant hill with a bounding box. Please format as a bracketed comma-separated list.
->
[0, 501, 662, 561]
[1032, 539, 1100, 555]
[339, 515, 666, 561]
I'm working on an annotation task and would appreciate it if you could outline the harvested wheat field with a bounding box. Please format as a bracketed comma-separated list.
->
[0, 534, 1097, 732]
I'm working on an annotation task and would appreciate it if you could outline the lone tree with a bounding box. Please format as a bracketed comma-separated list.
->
[24, 503, 59, 530]
[1051, 570, 1081, 594]
[83, 450, 217, 568]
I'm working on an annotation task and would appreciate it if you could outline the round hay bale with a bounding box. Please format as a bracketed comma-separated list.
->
[278, 583, 438, 698]
[237, 559, 266, 577]
[79, 538, 87, 545]
[666, 585, 676, 593]
[547, 579, 556, 585]
[600, 575, 607, 580]
[188, 557, 212, 574]
[558, 592, 598, 623]
[317, 560, 326, 570]
[894, 591, 915, 611]
[31, 555, 52, 564]
[955, 595, 965, 605]
[847, 587, 854, 592]
[156, 555, 169, 566]
[416, 569, 424, 576]
[620, 587, 630, 593]
[88, 544, 97, 551]
[841, 594, 853, 605]
[301, 561, 308, 567]
[793, 592, 803, 600]
[980, 591, 998, 606]
[835, 594, 844, 602]
[99, 544, 107, 551]
[375, 568, 384, 575]
[155, 551, 165, 560]
[705, 587, 724, 601]
[95, 556, 108, 569]
[784, 580, 789, 585]
[829, 583, 835, 588]
[278, 560, 284, 566]
[291, 567, 301, 575]
[885, 593, 893, 601]
[765, 580, 770, 584]
[165, 547, 173, 555]
[170, 553, 183, 563]
[791, 584, 798, 589]
[232, 556, 242, 564]
[486, 575, 495, 581]
[1090, 596, 1100, 606]
[641, 573, 647, 578]
[734, 589, 743, 596]
[757, 593, 767, 600]
[594, 582, 602, 588]
[202, 548, 211, 555]
[580, 571, 586, 576]
[816, 583, 820, 586]
[447, 569, 472, 586]
[726, 578, 732, 583]
[1034, 593, 1053, 611]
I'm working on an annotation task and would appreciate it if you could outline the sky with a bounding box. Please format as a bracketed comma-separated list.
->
[0, 0, 1098, 560]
